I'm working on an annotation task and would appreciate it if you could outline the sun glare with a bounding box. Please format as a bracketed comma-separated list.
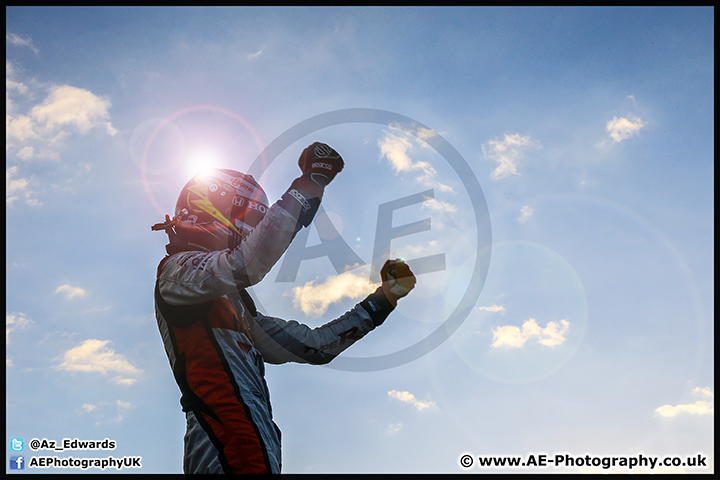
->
[186, 148, 224, 177]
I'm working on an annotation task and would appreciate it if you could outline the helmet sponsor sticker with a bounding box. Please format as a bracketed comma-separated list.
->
[212, 221, 232, 237]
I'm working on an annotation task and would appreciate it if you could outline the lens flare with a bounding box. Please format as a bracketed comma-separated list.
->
[131, 105, 265, 216]
[185, 147, 225, 177]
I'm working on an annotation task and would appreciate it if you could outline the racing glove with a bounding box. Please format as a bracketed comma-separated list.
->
[380, 259, 417, 306]
[298, 142, 344, 188]
[278, 142, 345, 232]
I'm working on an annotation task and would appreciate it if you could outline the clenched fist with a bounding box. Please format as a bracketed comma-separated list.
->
[298, 142, 344, 188]
[380, 259, 417, 306]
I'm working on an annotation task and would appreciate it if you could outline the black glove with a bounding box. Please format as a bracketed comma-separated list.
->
[277, 143, 343, 233]
[380, 259, 417, 305]
[298, 142, 344, 188]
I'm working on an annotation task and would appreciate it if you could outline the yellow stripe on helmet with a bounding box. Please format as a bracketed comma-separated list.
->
[186, 183, 243, 236]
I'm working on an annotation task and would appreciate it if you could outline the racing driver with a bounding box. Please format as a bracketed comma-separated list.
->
[152, 142, 416, 474]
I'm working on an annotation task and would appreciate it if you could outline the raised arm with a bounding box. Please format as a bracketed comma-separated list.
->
[157, 143, 344, 305]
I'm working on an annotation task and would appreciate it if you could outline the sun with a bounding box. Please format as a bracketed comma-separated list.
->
[185, 147, 225, 177]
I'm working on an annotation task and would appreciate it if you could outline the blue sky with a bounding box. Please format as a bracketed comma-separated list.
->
[6, 6, 713, 474]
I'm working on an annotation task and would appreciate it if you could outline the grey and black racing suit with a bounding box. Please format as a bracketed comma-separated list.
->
[155, 183, 395, 474]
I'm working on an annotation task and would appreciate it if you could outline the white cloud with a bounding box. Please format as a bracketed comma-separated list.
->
[476, 304, 505, 313]
[654, 401, 713, 418]
[112, 377, 138, 386]
[518, 205, 534, 223]
[6, 166, 41, 206]
[6, 76, 29, 96]
[6, 312, 33, 344]
[247, 49, 263, 60]
[422, 196, 458, 214]
[388, 390, 436, 411]
[6, 33, 39, 54]
[378, 130, 454, 193]
[604, 115, 646, 144]
[55, 284, 87, 300]
[17, 146, 34, 160]
[77, 400, 133, 424]
[115, 400, 132, 421]
[491, 318, 570, 349]
[292, 266, 376, 316]
[387, 423, 403, 434]
[6, 115, 37, 144]
[482, 133, 540, 181]
[379, 132, 413, 171]
[691, 386, 714, 398]
[394, 240, 439, 261]
[6, 61, 30, 101]
[55, 339, 141, 385]
[6, 68, 117, 162]
[30, 85, 117, 137]
[655, 387, 714, 418]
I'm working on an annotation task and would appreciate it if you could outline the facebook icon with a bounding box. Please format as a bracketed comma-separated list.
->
[10, 455, 25, 470]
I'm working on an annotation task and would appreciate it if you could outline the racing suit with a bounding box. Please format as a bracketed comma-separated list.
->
[155, 186, 395, 474]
